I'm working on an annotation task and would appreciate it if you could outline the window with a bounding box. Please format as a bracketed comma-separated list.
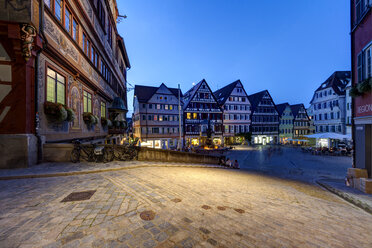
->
[46, 68, 65, 104]
[193, 113, 197, 119]
[72, 19, 78, 41]
[358, 52, 363, 83]
[107, 20, 112, 46]
[356, 0, 369, 21]
[55, 0, 62, 21]
[366, 46, 372, 79]
[83, 91, 92, 113]
[101, 101, 106, 118]
[65, 7, 71, 32]
[96, 0, 106, 28]
[44, 0, 51, 7]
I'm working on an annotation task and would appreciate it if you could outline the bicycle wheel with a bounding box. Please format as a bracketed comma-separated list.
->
[70, 149, 80, 163]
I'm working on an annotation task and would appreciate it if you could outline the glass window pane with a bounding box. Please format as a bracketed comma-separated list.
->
[73, 19, 78, 41]
[88, 98, 92, 113]
[57, 82, 65, 104]
[47, 76, 55, 102]
[44, 0, 51, 8]
[47, 68, 56, 78]
[65, 9, 71, 32]
[55, 0, 62, 21]
[57, 74, 64, 83]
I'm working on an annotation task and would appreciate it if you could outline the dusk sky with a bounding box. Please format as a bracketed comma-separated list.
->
[116, 0, 350, 115]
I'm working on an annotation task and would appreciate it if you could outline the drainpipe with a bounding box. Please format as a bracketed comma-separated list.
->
[350, 0, 356, 168]
[35, 0, 48, 163]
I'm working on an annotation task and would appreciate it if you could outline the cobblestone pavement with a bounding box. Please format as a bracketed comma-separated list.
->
[0, 166, 371, 248]
[226, 146, 351, 182]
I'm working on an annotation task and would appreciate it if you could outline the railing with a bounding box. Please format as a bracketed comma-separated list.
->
[108, 128, 126, 134]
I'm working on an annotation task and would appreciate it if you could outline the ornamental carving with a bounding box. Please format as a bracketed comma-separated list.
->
[21, 24, 36, 61]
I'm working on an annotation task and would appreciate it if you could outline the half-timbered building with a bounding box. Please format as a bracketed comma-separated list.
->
[248, 90, 279, 145]
[183, 79, 223, 147]
[0, 0, 130, 168]
[214, 80, 251, 144]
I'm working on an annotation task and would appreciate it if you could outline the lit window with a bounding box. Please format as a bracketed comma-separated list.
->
[187, 113, 191, 119]
[159, 115, 163, 121]
[193, 113, 197, 119]
[100, 101, 106, 118]
[169, 105, 173, 110]
[83, 91, 92, 113]
[165, 105, 168, 110]
[46, 68, 65, 104]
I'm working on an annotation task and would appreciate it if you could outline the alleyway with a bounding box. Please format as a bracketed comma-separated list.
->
[0, 164, 371, 248]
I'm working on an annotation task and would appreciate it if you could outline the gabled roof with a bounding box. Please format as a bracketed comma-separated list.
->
[247, 90, 267, 112]
[213, 80, 240, 105]
[276, 103, 290, 116]
[183, 79, 222, 111]
[290, 104, 305, 117]
[134, 83, 183, 103]
[315, 71, 351, 95]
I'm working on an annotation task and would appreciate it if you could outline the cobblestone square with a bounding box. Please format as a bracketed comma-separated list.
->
[0, 162, 371, 248]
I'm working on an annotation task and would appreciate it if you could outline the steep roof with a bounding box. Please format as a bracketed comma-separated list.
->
[182, 79, 207, 109]
[134, 83, 183, 103]
[315, 71, 351, 95]
[248, 90, 267, 112]
[290, 104, 304, 117]
[276, 103, 290, 116]
[213, 80, 240, 105]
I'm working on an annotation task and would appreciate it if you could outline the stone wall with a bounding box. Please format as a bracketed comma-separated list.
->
[137, 147, 220, 164]
[43, 144, 221, 165]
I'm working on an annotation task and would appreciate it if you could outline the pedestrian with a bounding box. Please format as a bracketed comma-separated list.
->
[226, 158, 232, 167]
[233, 160, 239, 169]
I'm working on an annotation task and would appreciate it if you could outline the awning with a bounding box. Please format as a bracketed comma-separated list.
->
[305, 132, 351, 140]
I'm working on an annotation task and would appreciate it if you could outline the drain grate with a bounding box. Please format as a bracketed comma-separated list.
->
[201, 205, 212, 210]
[61, 190, 96, 202]
[140, 210, 156, 221]
[234, 208, 245, 214]
[171, 198, 182, 203]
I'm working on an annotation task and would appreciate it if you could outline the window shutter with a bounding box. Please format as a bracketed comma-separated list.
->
[357, 52, 363, 83]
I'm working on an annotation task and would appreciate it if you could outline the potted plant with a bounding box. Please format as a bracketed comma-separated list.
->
[83, 112, 96, 126]
[358, 78, 372, 94]
[44, 102, 67, 123]
[101, 117, 112, 127]
[65, 107, 75, 122]
[349, 85, 362, 97]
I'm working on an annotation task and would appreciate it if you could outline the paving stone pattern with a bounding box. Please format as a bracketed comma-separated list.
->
[0, 165, 371, 248]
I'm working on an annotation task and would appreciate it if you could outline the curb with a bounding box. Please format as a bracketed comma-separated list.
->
[0, 164, 227, 180]
[316, 180, 372, 215]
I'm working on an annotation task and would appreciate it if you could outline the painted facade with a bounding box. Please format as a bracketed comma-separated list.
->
[214, 80, 251, 144]
[309, 71, 351, 134]
[277, 103, 294, 144]
[183, 79, 223, 147]
[248, 90, 279, 145]
[291, 104, 312, 141]
[0, 0, 130, 168]
[132, 84, 183, 149]
[351, 0, 372, 177]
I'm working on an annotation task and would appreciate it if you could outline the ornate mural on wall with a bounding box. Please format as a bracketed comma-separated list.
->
[45, 16, 78, 62]
[70, 86, 81, 129]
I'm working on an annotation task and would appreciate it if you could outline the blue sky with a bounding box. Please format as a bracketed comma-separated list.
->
[116, 0, 350, 115]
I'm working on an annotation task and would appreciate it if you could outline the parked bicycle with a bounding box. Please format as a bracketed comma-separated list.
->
[70, 140, 113, 163]
[111, 143, 138, 161]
